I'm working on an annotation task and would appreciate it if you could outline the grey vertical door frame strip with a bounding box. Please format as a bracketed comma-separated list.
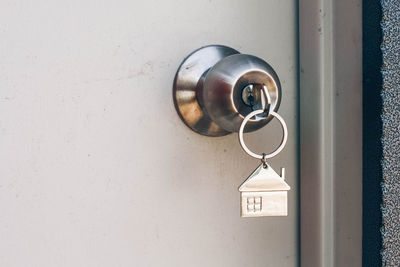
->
[299, 0, 362, 266]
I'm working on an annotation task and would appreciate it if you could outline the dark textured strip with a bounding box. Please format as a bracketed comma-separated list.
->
[380, 0, 400, 266]
[363, 0, 383, 266]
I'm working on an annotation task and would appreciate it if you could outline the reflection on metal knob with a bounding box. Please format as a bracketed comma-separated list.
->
[173, 45, 281, 137]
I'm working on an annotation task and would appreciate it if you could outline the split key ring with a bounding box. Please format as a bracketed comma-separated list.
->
[238, 85, 288, 160]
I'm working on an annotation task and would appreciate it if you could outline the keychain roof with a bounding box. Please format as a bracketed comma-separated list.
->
[239, 163, 290, 192]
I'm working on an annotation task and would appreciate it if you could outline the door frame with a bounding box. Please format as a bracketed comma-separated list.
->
[299, 0, 362, 266]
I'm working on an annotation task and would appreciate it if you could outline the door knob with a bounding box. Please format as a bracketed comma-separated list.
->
[173, 45, 281, 137]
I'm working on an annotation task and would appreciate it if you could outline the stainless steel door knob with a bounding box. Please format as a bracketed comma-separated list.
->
[173, 45, 281, 137]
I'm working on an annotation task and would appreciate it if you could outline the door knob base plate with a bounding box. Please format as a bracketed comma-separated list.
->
[173, 45, 240, 137]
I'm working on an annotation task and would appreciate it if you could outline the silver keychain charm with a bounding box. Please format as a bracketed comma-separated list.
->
[238, 85, 290, 217]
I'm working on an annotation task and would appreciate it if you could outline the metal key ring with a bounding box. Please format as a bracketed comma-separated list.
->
[238, 109, 288, 160]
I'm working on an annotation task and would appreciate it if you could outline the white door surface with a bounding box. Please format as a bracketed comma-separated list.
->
[0, 1, 298, 266]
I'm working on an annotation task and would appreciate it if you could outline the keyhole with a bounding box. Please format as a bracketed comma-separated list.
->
[241, 84, 264, 110]
[242, 84, 254, 106]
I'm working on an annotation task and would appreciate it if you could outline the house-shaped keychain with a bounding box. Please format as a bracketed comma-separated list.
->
[239, 163, 290, 217]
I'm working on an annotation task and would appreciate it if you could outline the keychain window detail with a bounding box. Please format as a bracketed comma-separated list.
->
[247, 197, 262, 213]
